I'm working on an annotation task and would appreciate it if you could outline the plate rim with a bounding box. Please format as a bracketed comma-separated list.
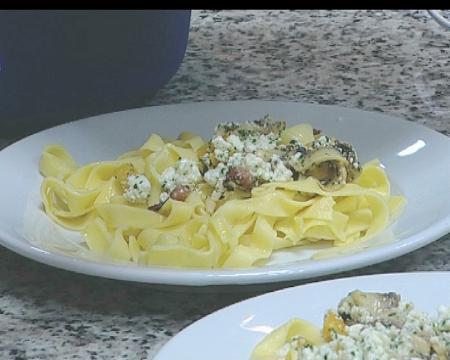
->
[2, 100, 450, 153]
[0, 100, 449, 286]
[153, 271, 450, 359]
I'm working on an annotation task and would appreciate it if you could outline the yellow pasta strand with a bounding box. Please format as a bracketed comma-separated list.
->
[140, 133, 165, 152]
[251, 318, 323, 360]
[280, 123, 315, 145]
[84, 218, 110, 254]
[39, 144, 78, 180]
[41, 177, 99, 217]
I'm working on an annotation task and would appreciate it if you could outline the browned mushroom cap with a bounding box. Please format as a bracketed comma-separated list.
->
[170, 185, 191, 201]
[337, 290, 405, 327]
[225, 166, 254, 191]
[288, 143, 361, 190]
[313, 128, 322, 136]
[349, 290, 400, 312]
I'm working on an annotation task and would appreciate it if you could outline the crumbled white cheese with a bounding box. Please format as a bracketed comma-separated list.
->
[270, 155, 293, 182]
[241, 153, 272, 179]
[204, 163, 227, 201]
[212, 135, 232, 162]
[296, 304, 450, 360]
[276, 342, 294, 359]
[438, 306, 450, 332]
[123, 174, 151, 204]
[227, 152, 244, 168]
[204, 163, 227, 187]
[310, 135, 334, 149]
[159, 191, 169, 203]
[211, 183, 226, 201]
[159, 159, 202, 193]
[209, 132, 278, 166]
[226, 134, 244, 152]
[242, 133, 277, 154]
[204, 131, 294, 200]
[228, 153, 293, 183]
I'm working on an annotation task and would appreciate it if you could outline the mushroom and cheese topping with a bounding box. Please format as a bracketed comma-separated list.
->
[268, 291, 450, 360]
[297, 291, 450, 360]
[200, 116, 362, 201]
[159, 159, 203, 202]
[133, 116, 363, 206]
[118, 117, 362, 206]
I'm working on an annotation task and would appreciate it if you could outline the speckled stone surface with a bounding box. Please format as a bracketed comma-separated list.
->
[1, 10, 449, 360]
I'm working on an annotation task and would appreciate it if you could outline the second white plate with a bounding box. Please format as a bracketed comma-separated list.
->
[154, 272, 450, 359]
[0, 101, 449, 286]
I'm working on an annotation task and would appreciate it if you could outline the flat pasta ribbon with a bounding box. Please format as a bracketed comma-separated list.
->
[251, 318, 323, 360]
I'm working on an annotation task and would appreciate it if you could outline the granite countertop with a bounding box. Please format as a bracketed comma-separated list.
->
[1, 10, 449, 359]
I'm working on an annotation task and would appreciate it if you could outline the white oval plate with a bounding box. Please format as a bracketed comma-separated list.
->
[154, 272, 450, 359]
[0, 101, 449, 286]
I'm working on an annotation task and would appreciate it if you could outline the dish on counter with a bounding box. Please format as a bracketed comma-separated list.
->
[0, 101, 448, 285]
[251, 290, 449, 360]
[153, 272, 450, 359]
[39, 116, 404, 268]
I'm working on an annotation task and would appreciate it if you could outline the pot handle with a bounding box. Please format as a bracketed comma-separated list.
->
[427, 10, 450, 30]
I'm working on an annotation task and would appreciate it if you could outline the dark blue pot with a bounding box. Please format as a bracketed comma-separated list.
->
[0, 10, 191, 139]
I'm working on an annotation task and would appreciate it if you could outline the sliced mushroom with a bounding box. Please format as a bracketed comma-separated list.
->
[306, 160, 348, 188]
[337, 290, 405, 327]
[289, 144, 361, 190]
[350, 290, 401, 311]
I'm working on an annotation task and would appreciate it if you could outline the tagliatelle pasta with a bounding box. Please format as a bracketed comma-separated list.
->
[38, 117, 405, 268]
